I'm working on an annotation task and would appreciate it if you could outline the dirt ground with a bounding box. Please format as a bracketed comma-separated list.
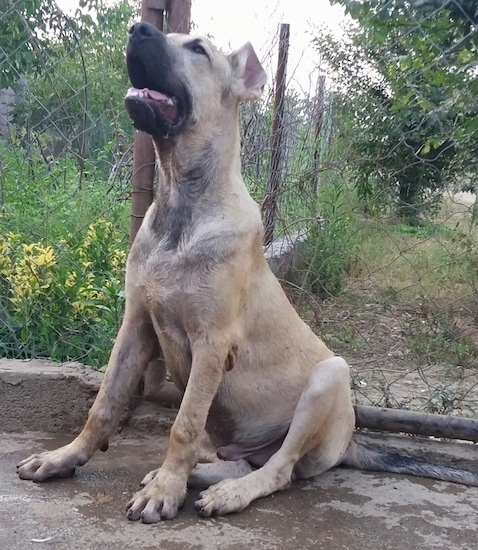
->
[2, 431, 478, 550]
[292, 191, 478, 418]
[313, 294, 478, 415]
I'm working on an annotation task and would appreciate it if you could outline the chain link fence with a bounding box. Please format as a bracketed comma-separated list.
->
[1, 0, 477, 416]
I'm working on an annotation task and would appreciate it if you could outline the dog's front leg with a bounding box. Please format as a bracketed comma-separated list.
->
[126, 339, 227, 524]
[17, 305, 157, 481]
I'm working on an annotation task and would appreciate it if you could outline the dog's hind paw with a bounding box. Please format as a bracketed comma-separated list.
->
[194, 478, 252, 517]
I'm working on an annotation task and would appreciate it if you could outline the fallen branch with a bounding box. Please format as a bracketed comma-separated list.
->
[354, 405, 478, 443]
[148, 384, 478, 443]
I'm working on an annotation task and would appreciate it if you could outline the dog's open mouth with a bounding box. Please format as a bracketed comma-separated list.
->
[126, 87, 179, 125]
[124, 86, 184, 137]
[124, 23, 193, 139]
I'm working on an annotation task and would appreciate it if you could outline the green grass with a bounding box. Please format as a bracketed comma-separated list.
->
[348, 217, 476, 301]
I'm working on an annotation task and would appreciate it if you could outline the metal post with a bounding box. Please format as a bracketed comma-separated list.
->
[312, 74, 326, 196]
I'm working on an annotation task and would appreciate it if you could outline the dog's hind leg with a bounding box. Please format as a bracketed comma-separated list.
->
[17, 303, 157, 481]
[188, 460, 254, 488]
[195, 356, 355, 516]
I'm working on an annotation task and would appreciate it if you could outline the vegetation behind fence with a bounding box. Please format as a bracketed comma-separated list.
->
[1, 0, 478, 416]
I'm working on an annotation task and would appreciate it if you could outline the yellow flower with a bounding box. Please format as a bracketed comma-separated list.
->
[0, 264, 10, 276]
[110, 249, 127, 271]
[72, 300, 85, 312]
[65, 272, 77, 288]
[34, 246, 56, 268]
[5, 241, 57, 311]
[22, 243, 35, 256]
[0, 254, 12, 276]
[6, 232, 22, 245]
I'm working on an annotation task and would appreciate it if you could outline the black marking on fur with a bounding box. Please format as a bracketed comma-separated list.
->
[342, 443, 478, 487]
[152, 146, 217, 250]
[225, 344, 238, 372]
[157, 195, 193, 251]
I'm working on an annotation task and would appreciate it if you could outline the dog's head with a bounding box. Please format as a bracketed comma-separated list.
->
[124, 22, 267, 140]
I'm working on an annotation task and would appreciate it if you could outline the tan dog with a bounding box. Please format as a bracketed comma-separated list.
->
[17, 22, 478, 523]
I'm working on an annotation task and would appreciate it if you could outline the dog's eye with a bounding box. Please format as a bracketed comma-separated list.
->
[190, 43, 207, 56]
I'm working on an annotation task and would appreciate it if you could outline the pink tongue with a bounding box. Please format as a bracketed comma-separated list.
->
[128, 87, 171, 101]
[147, 89, 171, 101]
[127, 87, 178, 124]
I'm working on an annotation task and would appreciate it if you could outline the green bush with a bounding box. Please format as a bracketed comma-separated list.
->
[304, 182, 358, 297]
[0, 220, 127, 367]
[0, 142, 129, 367]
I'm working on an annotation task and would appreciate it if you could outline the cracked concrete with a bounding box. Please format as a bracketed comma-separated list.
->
[2, 431, 478, 550]
[1, 359, 478, 549]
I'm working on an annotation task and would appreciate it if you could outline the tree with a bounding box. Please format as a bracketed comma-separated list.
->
[21, 1, 135, 156]
[0, 0, 104, 90]
[2, 0, 136, 175]
[316, 0, 478, 223]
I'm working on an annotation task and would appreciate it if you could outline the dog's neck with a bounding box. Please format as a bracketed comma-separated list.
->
[147, 112, 247, 249]
[152, 109, 244, 205]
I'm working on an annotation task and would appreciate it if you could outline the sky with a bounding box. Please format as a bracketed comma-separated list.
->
[191, 0, 345, 94]
[57, 0, 346, 95]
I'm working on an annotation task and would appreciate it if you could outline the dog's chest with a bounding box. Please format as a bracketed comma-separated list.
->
[130, 251, 196, 385]
[142, 252, 197, 320]
[130, 230, 213, 339]
[130, 206, 228, 310]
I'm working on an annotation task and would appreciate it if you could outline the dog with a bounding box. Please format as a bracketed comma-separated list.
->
[17, 22, 478, 524]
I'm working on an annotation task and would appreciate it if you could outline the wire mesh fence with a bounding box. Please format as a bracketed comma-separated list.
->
[0, 0, 136, 366]
[1, 0, 478, 416]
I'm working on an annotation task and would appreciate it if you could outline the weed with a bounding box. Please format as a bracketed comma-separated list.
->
[408, 314, 478, 371]
[304, 181, 359, 297]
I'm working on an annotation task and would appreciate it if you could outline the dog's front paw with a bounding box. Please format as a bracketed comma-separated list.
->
[140, 468, 159, 487]
[194, 478, 252, 517]
[126, 469, 186, 523]
[17, 444, 87, 482]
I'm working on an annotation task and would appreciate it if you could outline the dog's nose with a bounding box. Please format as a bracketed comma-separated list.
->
[129, 22, 161, 39]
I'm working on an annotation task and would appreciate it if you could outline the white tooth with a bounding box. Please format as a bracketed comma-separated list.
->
[166, 98, 174, 105]
[126, 89, 147, 98]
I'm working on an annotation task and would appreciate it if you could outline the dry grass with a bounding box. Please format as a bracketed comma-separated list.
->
[348, 195, 478, 303]
[295, 194, 478, 415]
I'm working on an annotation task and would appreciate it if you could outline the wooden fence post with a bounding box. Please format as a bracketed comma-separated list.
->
[167, 0, 191, 33]
[130, 0, 191, 405]
[129, 0, 191, 245]
[263, 23, 290, 246]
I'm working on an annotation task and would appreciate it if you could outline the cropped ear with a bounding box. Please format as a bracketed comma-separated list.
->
[229, 42, 267, 102]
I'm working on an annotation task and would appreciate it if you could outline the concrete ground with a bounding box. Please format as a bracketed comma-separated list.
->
[2, 359, 478, 549]
[2, 431, 478, 550]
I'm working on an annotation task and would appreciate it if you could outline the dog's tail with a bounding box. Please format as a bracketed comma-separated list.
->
[341, 439, 478, 487]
